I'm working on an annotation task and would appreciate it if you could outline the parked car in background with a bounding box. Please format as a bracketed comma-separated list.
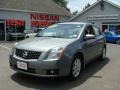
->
[9, 22, 106, 80]
[7, 32, 25, 41]
[25, 28, 44, 38]
[104, 31, 120, 44]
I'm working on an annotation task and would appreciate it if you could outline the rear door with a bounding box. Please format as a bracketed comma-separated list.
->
[93, 26, 105, 56]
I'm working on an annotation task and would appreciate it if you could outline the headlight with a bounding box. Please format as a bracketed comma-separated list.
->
[10, 42, 18, 55]
[47, 47, 65, 60]
[9, 48, 15, 55]
[15, 42, 18, 46]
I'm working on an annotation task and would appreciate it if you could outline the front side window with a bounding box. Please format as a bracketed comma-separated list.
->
[36, 24, 84, 39]
[85, 25, 95, 35]
[93, 26, 101, 36]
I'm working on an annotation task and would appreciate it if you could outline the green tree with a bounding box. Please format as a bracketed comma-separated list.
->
[52, 0, 68, 8]
[72, 10, 78, 16]
[83, 3, 91, 10]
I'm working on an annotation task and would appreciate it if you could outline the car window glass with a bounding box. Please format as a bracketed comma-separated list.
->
[33, 30, 38, 33]
[85, 25, 95, 35]
[93, 26, 101, 36]
[37, 24, 84, 39]
[104, 32, 112, 36]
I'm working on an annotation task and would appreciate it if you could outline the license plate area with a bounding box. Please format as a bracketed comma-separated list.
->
[17, 61, 28, 70]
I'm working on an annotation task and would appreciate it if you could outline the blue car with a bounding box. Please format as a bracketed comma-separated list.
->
[104, 31, 120, 44]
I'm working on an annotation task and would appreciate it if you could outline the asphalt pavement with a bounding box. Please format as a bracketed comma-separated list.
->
[0, 41, 120, 90]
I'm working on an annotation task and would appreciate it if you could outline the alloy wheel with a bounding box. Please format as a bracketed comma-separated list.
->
[72, 58, 81, 78]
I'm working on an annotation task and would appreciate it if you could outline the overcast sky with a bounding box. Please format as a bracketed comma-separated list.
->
[67, 0, 120, 12]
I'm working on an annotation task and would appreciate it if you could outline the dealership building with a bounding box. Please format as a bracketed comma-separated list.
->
[0, 0, 71, 41]
[70, 0, 120, 33]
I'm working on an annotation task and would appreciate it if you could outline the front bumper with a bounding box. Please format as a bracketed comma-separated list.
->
[9, 55, 72, 77]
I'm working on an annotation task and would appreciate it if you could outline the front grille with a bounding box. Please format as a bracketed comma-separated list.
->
[15, 49, 41, 59]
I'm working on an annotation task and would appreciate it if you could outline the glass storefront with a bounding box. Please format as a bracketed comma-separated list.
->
[6, 19, 25, 41]
[0, 20, 5, 40]
[0, 19, 25, 41]
[102, 23, 120, 34]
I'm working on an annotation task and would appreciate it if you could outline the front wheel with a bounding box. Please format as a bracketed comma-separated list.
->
[69, 56, 82, 80]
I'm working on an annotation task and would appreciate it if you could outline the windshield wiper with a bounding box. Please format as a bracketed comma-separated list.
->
[45, 36, 66, 38]
[36, 35, 65, 38]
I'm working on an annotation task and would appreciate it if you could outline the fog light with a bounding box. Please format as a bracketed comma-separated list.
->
[50, 70, 54, 74]
[46, 69, 59, 75]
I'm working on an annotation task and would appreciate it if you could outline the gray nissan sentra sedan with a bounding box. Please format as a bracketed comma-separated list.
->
[9, 22, 106, 80]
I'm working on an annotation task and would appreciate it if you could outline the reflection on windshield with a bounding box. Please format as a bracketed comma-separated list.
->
[36, 24, 83, 39]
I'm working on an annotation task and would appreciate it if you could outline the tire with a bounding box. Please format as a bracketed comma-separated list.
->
[116, 39, 120, 45]
[7, 35, 10, 41]
[100, 48, 106, 61]
[26, 36, 29, 39]
[69, 56, 82, 80]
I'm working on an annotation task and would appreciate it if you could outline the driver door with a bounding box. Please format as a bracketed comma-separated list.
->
[82, 25, 98, 63]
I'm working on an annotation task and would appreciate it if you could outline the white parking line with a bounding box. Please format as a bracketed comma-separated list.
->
[0, 45, 11, 50]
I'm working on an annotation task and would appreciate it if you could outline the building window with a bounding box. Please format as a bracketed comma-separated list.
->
[102, 24, 120, 34]
[6, 19, 25, 33]
[102, 25, 108, 32]
[0, 20, 5, 40]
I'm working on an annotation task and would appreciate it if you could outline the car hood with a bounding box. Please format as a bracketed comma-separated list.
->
[15, 37, 75, 52]
[26, 33, 36, 35]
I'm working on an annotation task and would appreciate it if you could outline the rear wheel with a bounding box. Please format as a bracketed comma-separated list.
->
[116, 39, 120, 45]
[69, 56, 82, 80]
[100, 48, 106, 61]
[26, 36, 29, 39]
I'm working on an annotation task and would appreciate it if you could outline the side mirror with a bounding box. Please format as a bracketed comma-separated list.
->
[85, 34, 95, 40]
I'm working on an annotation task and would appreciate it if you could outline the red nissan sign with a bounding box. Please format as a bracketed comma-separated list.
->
[31, 13, 59, 21]
[30, 13, 59, 27]
[31, 21, 53, 27]
[6, 19, 25, 26]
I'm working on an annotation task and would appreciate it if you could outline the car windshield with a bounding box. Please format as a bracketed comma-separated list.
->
[104, 31, 114, 35]
[115, 31, 120, 35]
[36, 24, 84, 39]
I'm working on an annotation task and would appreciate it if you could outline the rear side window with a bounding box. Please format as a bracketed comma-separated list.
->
[93, 26, 102, 36]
